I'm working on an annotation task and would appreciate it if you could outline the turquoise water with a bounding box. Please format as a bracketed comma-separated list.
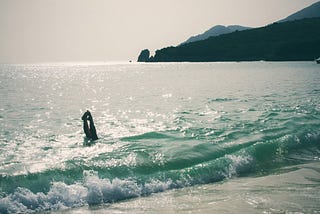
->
[0, 62, 319, 213]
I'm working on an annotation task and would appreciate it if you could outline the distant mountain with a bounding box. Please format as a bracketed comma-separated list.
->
[279, 1, 320, 22]
[181, 25, 251, 45]
[148, 18, 320, 62]
[137, 2, 320, 62]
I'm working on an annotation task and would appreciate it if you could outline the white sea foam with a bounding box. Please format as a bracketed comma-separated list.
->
[0, 182, 87, 213]
[0, 170, 176, 213]
[226, 153, 255, 177]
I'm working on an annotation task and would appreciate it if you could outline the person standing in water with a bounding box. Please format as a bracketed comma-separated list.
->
[82, 110, 98, 140]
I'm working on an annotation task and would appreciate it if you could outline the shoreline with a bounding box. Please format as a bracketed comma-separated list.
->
[0, 60, 318, 66]
[60, 162, 320, 214]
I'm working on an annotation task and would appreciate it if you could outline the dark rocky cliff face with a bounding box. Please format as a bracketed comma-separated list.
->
[137, 49, 150, 62]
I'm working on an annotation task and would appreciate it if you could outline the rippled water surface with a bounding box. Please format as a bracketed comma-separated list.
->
[0, 62, 319, 213]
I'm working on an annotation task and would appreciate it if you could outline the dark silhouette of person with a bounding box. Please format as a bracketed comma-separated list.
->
[82, 110, 98, 140]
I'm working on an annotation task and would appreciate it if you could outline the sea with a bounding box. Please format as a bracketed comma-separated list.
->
[0, 62, 319, 213]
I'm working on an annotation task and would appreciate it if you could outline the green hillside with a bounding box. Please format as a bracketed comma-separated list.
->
[150, 18, 320, 62]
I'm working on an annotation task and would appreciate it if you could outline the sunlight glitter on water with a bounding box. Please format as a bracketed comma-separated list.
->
[0, 62, 319, 213]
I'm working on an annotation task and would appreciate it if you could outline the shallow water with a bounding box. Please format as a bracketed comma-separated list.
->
[71, 162, 319, 214]
[0, 62, 319, 213]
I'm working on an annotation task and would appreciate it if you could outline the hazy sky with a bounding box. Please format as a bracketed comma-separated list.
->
[0, 0, 318, 63]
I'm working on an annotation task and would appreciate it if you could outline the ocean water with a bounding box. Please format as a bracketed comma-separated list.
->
[0, 62, 319, 213]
